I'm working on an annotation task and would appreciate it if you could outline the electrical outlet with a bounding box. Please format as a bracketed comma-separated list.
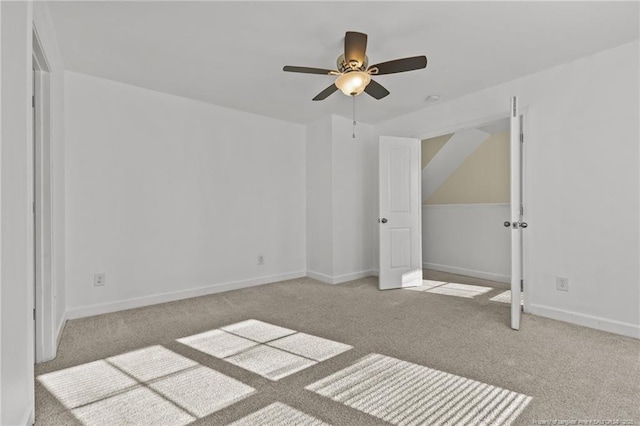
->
[556, 277, 569, 292]
[94, 273, 106, 287]
[257, 255, 264, 265]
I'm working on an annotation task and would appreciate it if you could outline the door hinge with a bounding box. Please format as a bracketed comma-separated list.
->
[520, 133, 524, 143]
[33, 308, 36, 320]
[520, 279, 524, 292]
[520, 204, 524, 216]
[32, 95, 35, 108]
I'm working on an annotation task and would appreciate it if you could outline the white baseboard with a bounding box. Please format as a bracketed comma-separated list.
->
[423, 262, 510, 284]
[333, 270, 376, 284]
[306, 269, 376, 284]
[306, 270, 334, 283]
[20, 406, 34, 426]
[66, 271, 306, 320]
[55, 311, 67, 347]
[529, 303, 640, 339]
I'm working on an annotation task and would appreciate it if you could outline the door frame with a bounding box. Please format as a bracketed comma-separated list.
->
[411, 108, 531, 315]
[32, 27, 56, 362]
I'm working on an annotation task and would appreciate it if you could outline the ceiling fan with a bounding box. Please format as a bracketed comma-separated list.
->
[283, 31, 427, 101]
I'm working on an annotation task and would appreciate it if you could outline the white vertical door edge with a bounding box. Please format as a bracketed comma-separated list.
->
[379, 136, 422, 290]
[510, 96, 523, 330]
[32, 27, 56, 362]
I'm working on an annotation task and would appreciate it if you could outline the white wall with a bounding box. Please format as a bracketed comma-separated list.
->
[306, 115, 377, 283]
[1, 2, 35, 424]
[1, 2, 65, 422]
[331, 115, 377, 280]
[64, 71, 306, 318]
[423, 204, 511, 283]
[377, 41, 640, 338]
[306, 116, 333, 277]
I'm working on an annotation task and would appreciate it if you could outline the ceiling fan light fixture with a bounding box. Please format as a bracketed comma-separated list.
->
[335, 71, 371, 96]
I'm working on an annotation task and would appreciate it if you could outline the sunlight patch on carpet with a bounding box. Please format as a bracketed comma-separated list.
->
[38, 346, 256, 424]
[267, 332, 352, 362]
[178, 319, 352, 380]
[71, 386, 194, 426]
[307, 353, 532, 426]
[177, 329, 258, 358]
[149, 365, 255, 417]
[228, 402, 329, 426]
[37, 360, 138, 409]
[426, 282, 493, 298]
[226, 345, 317, 381]
[221, 319, 296, 343]
[490, 290, 524, 305]
[403, 280, 447, 291]
[108, 345, 197, 382]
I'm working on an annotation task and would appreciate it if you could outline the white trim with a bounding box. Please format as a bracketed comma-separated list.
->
[55, 310, 67, 349]
[422, 203, 509, 209]
[529, 303, 640, 339]
[306, 270, 376, 285]
[20, 407, 34, 426]
[423, 262, 510, 284]
[306, 270, 334, 284]
[66, 271, 306, 320]
[332, 270, 376, 284]
[32, 21, 57, 364]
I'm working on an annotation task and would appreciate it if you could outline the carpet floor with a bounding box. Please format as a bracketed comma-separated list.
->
[35, 270, 640, 425]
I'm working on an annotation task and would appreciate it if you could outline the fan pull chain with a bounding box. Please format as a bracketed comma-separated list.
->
[352, 95, 357, 139]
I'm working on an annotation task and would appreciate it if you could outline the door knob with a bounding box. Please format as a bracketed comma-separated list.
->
[381, 218, 388, 224]
[520, 222, 528, 228]
[504, 221, 512, 228]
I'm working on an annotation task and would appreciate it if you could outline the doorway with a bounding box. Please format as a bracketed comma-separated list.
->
[378, 104, 528, 329]
[421, 118, 511, 283]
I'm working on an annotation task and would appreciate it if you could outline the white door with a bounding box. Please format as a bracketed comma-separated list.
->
[508, 96, 525, 330]
[379, 136, 422, 290]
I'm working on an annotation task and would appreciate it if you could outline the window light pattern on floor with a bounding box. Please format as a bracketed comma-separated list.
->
[178, 319, 352, 381]
[229, 402, 329, 426]
[307, 353, 532, 426]
[405, 280, 493, 298]
[403, 280, 447, 291]
[37, 345, 255, 426]
[490, 290, 525, 305]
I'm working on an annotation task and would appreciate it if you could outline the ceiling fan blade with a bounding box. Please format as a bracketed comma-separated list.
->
[344, 31, 368, 67]
[364, 79, 390, 100]
[312, 84, 338, 101]
[369, 56, 427, 75]
[283, 66, 336, 75]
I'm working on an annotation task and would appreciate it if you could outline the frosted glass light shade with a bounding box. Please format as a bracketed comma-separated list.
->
[335, 71, 371, 96]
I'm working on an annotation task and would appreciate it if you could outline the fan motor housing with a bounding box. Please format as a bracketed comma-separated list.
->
[337, 54, 368, 73]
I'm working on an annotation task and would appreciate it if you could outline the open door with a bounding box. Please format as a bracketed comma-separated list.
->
[379, 136, 422, 290]
[508, 96, 525, 330]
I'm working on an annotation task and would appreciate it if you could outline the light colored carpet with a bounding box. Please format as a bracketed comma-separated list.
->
[38, 344, 256, 425]
[225, 344, 317, 381]
[307, 353, 531, 426]
[405, 281, 494, 298]
[34, 270, 640, 425]
[267, 332, 352, 362]
[229, 402, 329, 426]
[177, 319, 352, 381]
[490, 290, 525, 305]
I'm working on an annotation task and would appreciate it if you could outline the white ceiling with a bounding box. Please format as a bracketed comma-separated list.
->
[48, 1, 639, 125]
